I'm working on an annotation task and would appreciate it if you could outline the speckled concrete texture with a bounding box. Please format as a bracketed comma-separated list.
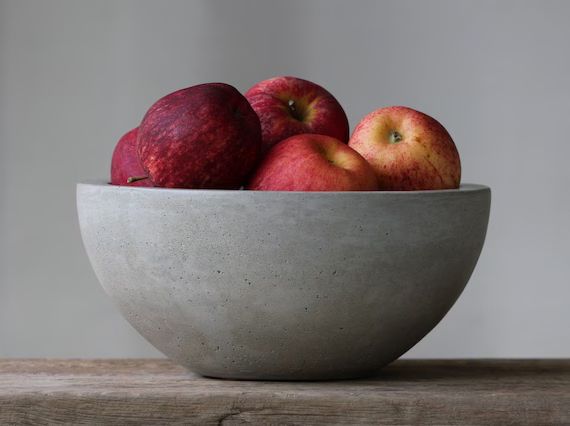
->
[77, 182, 490, 380]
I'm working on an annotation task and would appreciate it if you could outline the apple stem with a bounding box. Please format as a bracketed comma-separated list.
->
[127, 175, 149, 184]
[389, 130, 403, 144]
[287, 99, 305, 121]
[288, 99, 297, 113]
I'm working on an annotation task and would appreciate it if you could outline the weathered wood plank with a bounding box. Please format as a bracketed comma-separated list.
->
[0, 359, 568, 425]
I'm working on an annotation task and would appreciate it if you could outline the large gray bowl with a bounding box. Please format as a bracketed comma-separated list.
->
[77, 181, 490, 380]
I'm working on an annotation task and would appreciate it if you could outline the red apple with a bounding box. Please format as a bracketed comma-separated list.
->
[138, 83, 262, 189]
[248, 134, 378, 191]
[245, 76, 349, 152]
[110, 128, 153, 187]
[349, 106, 461, 190]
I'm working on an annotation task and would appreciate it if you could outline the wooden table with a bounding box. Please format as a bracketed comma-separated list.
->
[0, 359, 568, 425]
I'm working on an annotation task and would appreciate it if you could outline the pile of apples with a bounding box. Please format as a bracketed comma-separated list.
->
[111, 76, 461, 191]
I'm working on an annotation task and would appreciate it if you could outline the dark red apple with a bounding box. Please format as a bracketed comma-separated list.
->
[137, 83, 262, 189]
[110, 127, 153, 187]
[248, 134, 378, 191]
[245, 76, 349, 152]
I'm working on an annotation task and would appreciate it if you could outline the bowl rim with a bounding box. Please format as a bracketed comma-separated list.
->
[78, 180, 490, 195]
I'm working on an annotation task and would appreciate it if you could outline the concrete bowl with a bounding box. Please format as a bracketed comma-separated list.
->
[77, 181, 490, 380]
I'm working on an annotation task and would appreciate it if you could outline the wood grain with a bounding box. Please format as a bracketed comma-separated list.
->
[0, 359, 568, 425]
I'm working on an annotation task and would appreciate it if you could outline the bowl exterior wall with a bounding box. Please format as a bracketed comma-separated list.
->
[77, 184, 490, 380]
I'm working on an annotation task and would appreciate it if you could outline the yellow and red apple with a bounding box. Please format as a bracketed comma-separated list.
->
[248, 134, 378, 191]
[349, 106, 461, 190]
[245, 76, 349, 152]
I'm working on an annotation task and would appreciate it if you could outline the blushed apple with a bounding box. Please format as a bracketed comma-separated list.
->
[245, 76, 349, 152]
[248, 134, 378, 191]
[349, 106, 461, 190]
[138, 83, 262, 189]
[110, 128, 153, 187]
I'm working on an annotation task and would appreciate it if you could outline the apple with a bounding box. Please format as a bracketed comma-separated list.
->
[245, 76, 349, 152]
[110, 128, 153, 187]
[248, 134, 378, 191]
[137, 83, 262, 189]
[348, 106, 461, 190]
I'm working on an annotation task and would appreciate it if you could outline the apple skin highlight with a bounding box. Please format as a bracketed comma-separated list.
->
[245, 76, 349, 153]
[349, 106, 461, 190]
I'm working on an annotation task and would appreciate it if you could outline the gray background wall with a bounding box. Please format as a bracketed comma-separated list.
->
[1, 0, 568, 358]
